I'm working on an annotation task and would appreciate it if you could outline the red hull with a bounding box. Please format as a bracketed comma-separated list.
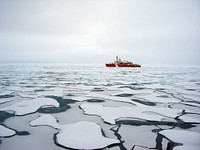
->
[118, 64, 141, 67]
[105, 63, 141, 67]
[105, 64, 116, 67]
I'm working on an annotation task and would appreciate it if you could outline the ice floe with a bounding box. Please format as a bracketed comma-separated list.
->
[80, 103, 183, 124]
[70, 92, 133, 104]
[0, 125, 16, 137]
[0, 97, 59, 115]
[0, 97, 14, 105]
[117, 125, 157, 149]
[178, 115, 200, 123]
[159, 129, 200, 150]
[35, 88, 65, 97]
[133, 146, 150, 150]
[0, 90, 14, 96]
[30, 114, 119, 149]
[182, 101, 200, 108]
[134, 90, 180, 103]
[15, 91, 37, 98]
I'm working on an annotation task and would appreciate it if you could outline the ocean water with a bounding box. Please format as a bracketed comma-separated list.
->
[0, 64, 200, 150]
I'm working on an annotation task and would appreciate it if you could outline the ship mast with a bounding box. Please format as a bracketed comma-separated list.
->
[116, 56, 119, 63]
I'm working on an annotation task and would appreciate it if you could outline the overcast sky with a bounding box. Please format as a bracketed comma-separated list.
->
[0, 0, 200, 66]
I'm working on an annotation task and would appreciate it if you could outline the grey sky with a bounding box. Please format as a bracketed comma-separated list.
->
[0, 0, 200, 66]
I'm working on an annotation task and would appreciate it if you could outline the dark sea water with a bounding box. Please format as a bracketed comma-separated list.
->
[0, 64, 200, 150]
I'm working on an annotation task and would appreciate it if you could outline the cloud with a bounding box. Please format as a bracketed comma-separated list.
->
[0, 0, 200, 66]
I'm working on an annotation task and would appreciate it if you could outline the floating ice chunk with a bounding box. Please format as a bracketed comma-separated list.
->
[74, 84, 95, 91]
[182, 102, 200, 107]
[70, 96, 88, 101]
[113, 88, 151, 95]
[144, 83, 177, 91]
[57, 121, 119, 149]
[173, 145, 199, 150]
[159, 129, 200, 150]
[71, 92, 133, 103]
[88, 93, 134, 104]
[133, 146, 150, 150]
[15, 91, 37, 98]
[110, 87, 135, 96]
[181, 94, 200, 102]
[0, 90, 14, 96]
[36, 88, 65, 97]
[178, 115, 200, 123]
[178, 84, 199, 91]
[0, 98, 59, 115]
[80, 103, 183, 124]
[0, 125, 16, 137]
[7, 86, 32, 92]
[0, 98, 13, 104]
[81, 104, 157, 124]
[117, 125, 157, 149]
[30, 114, 119, 149]
[30, 114, 62, 129]
[173, 145, 200, 150]
[134, 90, 180, 103]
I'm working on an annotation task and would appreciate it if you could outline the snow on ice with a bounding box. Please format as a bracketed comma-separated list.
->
[30, 114, 119, 149]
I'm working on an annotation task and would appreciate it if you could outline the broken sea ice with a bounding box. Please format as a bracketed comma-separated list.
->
[0, 125, 16, 137]
[30, 114, 119, 149]
[0, 97, 59, 115]
[159, 129, 200, 150]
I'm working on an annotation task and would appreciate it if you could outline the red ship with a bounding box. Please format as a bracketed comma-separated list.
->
[105, 56, 141, 68]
